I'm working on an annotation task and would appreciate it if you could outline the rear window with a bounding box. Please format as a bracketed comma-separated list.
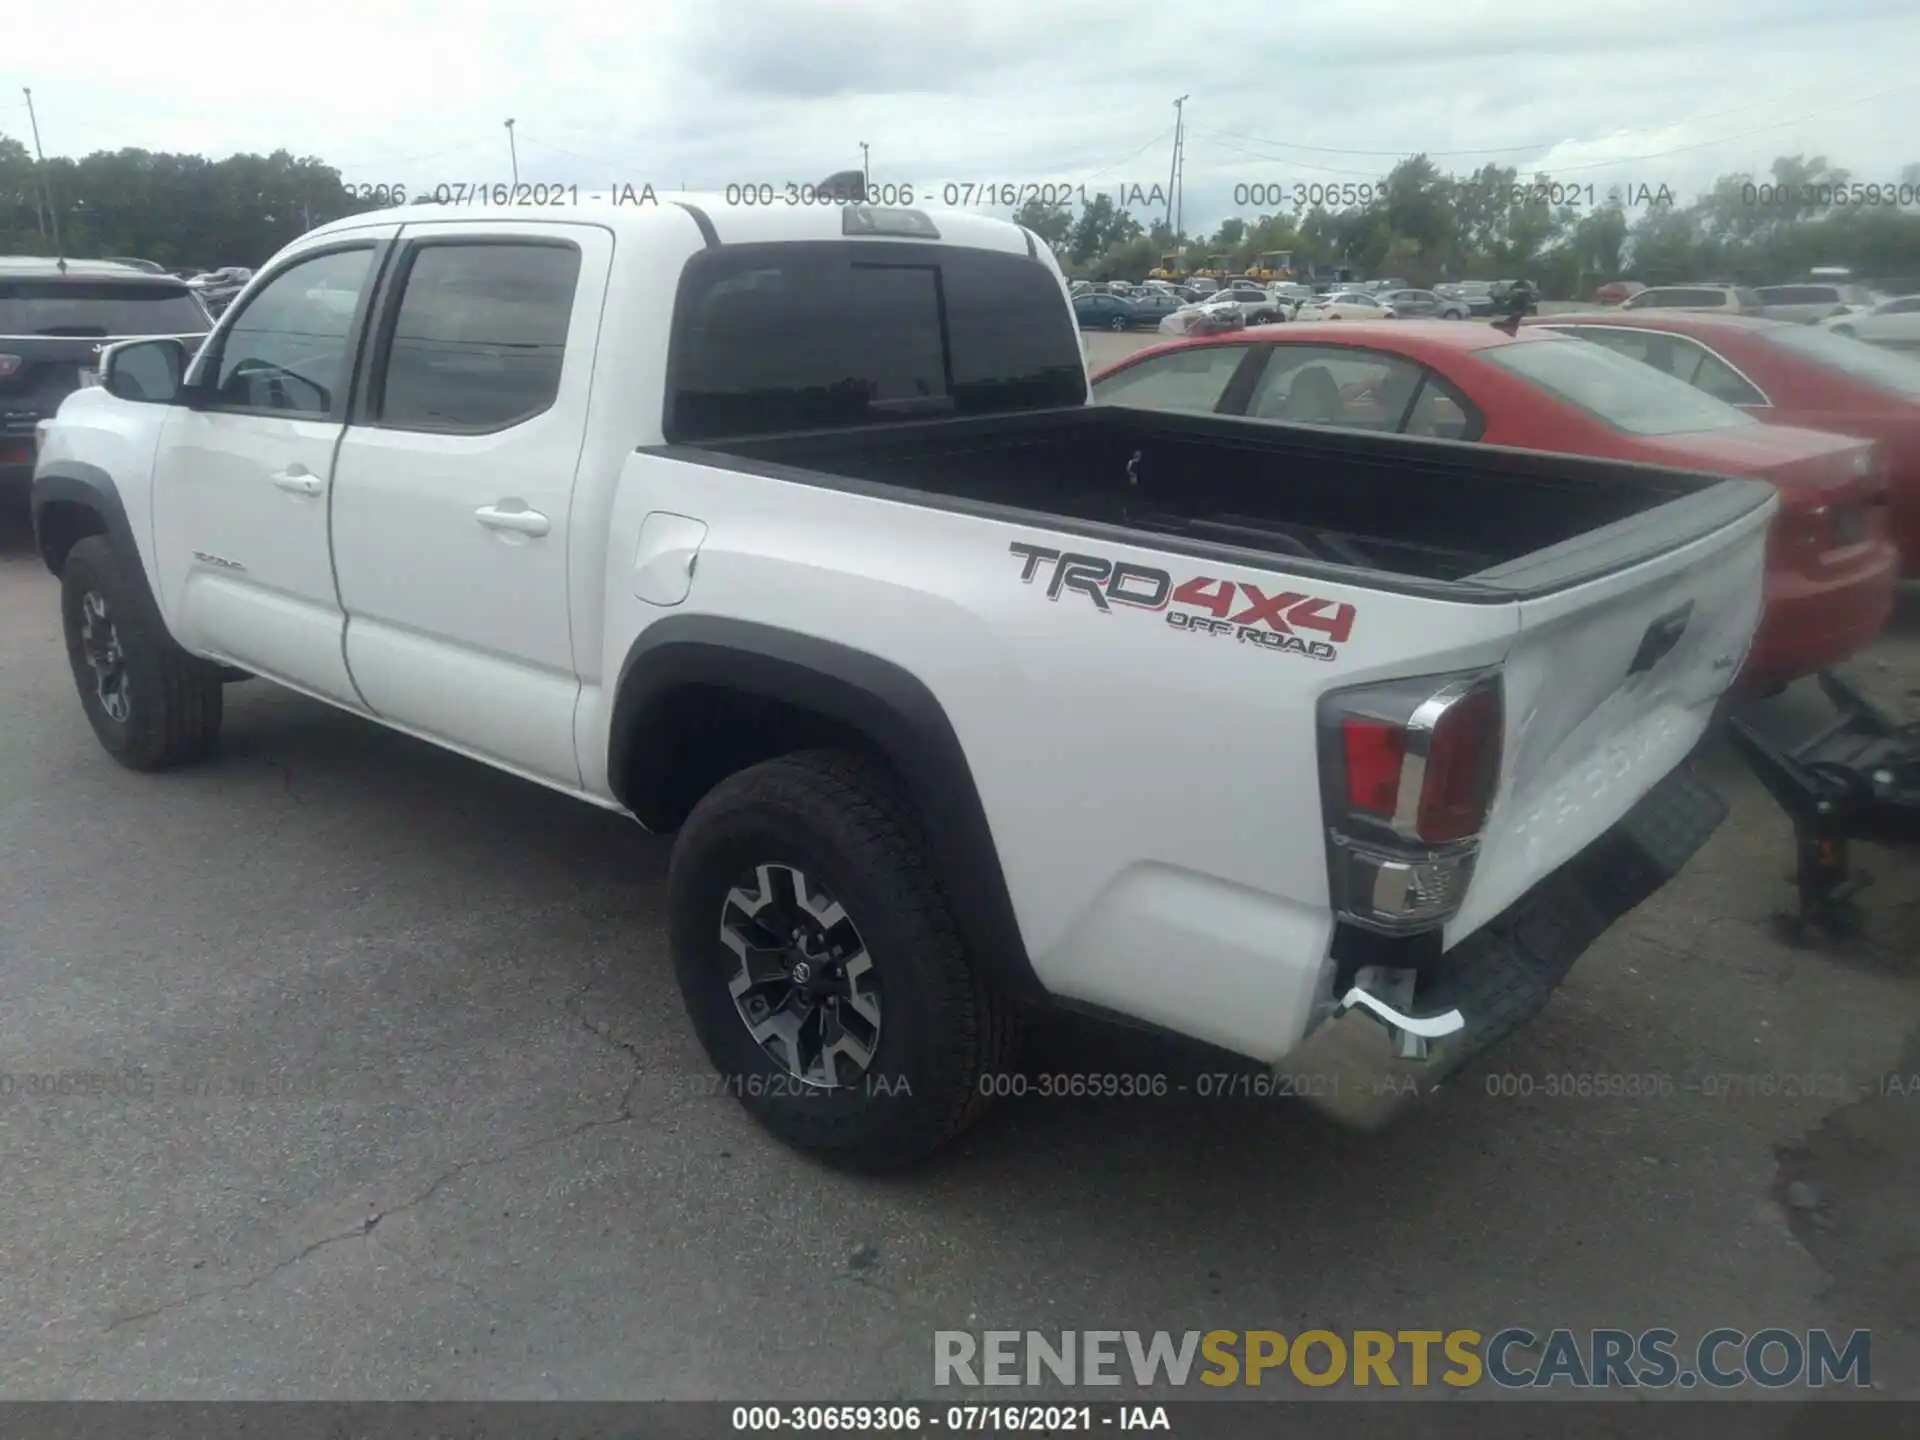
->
[0, 280, 210, 337]
[1759, 286, 1833, 305]
[666, 241, 1087, 441]
[1762, 324, 1920, 398]
[1481, 336, 1755, 436]
[1630, 288, 1729, 308]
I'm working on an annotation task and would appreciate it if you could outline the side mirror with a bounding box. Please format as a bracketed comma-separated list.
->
[101, 337, 190, 405]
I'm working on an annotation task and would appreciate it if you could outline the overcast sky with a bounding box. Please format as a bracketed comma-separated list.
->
[4, 0, 1917, 231]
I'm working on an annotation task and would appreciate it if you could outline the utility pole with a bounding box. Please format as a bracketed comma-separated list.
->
[1175, 128, 1186, 255]
[22, 88, 63, 262]
[504, 118, 519, 186]
[860, 142, 870, 195]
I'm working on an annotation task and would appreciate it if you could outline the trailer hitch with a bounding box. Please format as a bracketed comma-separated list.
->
[1725, 671, 1920, 945]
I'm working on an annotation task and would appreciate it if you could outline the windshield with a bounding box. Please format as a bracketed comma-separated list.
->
[1763, 324, 1920, 398]
[1482, 336, 1756, 435]
[0, 280, 211, 337]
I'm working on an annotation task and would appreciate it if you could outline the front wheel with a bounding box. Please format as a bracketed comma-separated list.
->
[668, 750, 1021, 1172]
[1109, 314, 1128, 331]
[60, 536, 223, 770]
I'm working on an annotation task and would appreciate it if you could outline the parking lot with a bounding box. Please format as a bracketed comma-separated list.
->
[1, 501, 1917, 1411]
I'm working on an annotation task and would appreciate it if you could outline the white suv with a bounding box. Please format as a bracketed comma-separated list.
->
[1620, 285, 1765, 316]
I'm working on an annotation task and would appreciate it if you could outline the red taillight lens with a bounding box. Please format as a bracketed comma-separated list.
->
[1342, 718, 1405, 817]
[1326, 674, 1504, 843]
[0, 354, 22, 379]
[1416, 683, 1503, 843]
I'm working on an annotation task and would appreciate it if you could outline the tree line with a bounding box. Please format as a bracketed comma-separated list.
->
[1019, 154, 1920, 297]
[4, 135, 1917, 299]
[0, 135, 387, 272]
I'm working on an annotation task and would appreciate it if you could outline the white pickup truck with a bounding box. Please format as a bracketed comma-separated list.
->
[32, 198, 1775, 1170]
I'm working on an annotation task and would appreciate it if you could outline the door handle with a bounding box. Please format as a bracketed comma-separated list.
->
[269, 467, 324, 496]
[474, 503, 551, 538]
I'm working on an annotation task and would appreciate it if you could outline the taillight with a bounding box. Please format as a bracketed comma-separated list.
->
[1319, 670, 1504, 932]
[0, 354, 22, 379]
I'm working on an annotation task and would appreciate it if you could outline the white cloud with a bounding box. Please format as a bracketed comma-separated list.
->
[2, 0, 1914, 231]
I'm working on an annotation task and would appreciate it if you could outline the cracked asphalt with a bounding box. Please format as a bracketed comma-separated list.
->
[2, 506, 1917, 1411]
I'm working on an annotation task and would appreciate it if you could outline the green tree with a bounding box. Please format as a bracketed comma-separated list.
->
[1013, 196, 1073, 253]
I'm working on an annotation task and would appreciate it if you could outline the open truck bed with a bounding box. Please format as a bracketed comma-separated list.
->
[686, 404, 1772, 598]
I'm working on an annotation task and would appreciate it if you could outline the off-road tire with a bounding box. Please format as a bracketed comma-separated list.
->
[60, 535, 223, 770]
[668, 749, 1021, 1172]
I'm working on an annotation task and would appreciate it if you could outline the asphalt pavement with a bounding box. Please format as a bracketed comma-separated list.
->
[1, 505, 1917, 1414]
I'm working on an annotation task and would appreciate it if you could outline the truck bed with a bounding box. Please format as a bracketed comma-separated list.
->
[683, 405, 1768, 594]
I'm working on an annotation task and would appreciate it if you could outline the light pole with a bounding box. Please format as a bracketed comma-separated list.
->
[23, 87, 56, 248]
[1166, 95, 1188, 255]
[505, 118, 519, 187]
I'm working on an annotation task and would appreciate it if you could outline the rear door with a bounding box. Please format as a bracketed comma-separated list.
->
[328, 221, 611, 787]
[152, 232, 397, 703]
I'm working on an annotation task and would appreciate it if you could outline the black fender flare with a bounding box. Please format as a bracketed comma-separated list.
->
[31, 462, 136, 576]
[610, 615, 1045, 1002]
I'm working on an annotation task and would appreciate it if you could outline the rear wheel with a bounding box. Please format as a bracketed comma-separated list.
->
[668, 750, 1020, 1172]
[59, 536, 223, 771]
[1109, 314, 1128, 331]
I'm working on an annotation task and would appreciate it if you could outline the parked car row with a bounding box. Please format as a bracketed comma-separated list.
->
[1591, 278, 1919, 346]
[1089, 309, 1920, 688]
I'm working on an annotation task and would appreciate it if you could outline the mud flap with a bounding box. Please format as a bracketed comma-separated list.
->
[1292, 763, 1727, 1129]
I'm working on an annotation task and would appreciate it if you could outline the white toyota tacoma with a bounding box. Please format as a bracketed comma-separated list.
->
[32, 197, 1775, 1169]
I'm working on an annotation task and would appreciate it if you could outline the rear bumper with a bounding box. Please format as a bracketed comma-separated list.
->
[1287, 762, 1727, 1129]
[1743, 547, 1898, 688]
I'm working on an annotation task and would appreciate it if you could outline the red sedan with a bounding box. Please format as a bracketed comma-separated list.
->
[1523, 310, 1920, 573]
[1090, 322, 1897, 688]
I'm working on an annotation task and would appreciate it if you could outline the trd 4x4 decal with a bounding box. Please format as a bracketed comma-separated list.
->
[1008, 542, 1355, 662]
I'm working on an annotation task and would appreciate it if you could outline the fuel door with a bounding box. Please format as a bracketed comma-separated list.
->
[633, 511, 708, 607]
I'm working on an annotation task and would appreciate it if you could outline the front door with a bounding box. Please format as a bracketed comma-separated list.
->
[328, 222, 610, 787]
[151, 233, 397, 705]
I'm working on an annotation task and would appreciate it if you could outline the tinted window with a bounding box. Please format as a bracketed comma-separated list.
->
[1483, 337, 1753, 435]
[375, 243, 580, 431]
[669, 242, 1085, 441]
[1759, 286, 1831, 305]
[1091, 345, 1249, 414]
[1762, 325, 1920, 398]
[1629, 288, 1727, 308]
[1884, 298, 1920, 316]
[0, 280, 209, 337]
[212, 247, 374, 416]
[1245, 345, 1429, 430]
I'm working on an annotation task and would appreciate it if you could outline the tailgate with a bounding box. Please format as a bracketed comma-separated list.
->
[1444, 490, 1775, 943]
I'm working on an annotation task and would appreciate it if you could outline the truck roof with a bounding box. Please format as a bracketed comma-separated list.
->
[300, 197, 1041, 258]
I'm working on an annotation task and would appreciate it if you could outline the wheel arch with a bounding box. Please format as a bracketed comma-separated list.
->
[609, 616, 1044, 1001]
[31, 463, 134, 577]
